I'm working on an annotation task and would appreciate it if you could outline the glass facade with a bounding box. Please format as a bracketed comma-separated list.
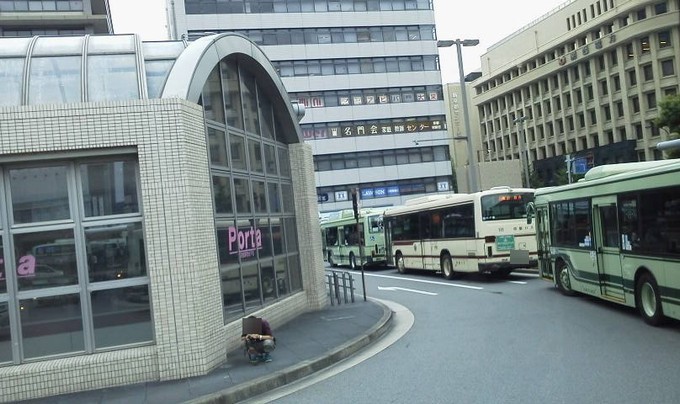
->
[201, 58, 303, 322]
[0, 157, 151, 366]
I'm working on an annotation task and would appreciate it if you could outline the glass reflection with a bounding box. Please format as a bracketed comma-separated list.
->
[220, 265, 243, 313]
[87, 55, 139, 101]
[234, 178, 252, 214]
[216, 224, 239, 266]
[28, 56, 81, 105]
[252, 180, 267, 213]
[81, 160, 139, 217]
[14, 229, 77, 291]
[221, 60, 244, 129]
[85, 223, 146, 282]
[202, 65, 225, 123]
[248, 139, 263, 173]
[259, 90, 275, 139]
[11, 165, 70, 224]
[212, 176, 233, 214]
[20, 294, 84, 359]
[272, 218, 284, 255]
[274, 256, 289, 296]
[264, 144, 277, 175]
[230, 134, 247, 170]
[261, 260, 277, 301]
[268, 182, 281, 213]
[0, 237, 5, 293]
[0, 58, 23, 106]
[242, 262, 261, 309]
[278, 148, 291, 178]
[208, 127, 228, 167]
[92, 286, 153, 348]
[0, 301, 9, 363]
[242, 70, 260, 135]
[145, 60, 175, 98]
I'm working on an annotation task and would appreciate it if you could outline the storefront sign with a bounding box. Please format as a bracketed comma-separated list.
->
[228, 226, 262, 258]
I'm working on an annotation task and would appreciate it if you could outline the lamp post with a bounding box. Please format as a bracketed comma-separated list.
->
[513, 116, 531, 188]
[437, 39, 479, 193]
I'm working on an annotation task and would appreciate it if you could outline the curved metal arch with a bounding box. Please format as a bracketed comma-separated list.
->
[160, 33, 302, 145]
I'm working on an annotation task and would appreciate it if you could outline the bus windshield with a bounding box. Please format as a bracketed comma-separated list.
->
[481, 193, 534, 221]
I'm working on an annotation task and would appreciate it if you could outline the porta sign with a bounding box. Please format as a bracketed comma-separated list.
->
[228, 226, 262, 258]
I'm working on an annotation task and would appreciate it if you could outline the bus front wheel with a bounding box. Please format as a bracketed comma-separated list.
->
[395, 252, 407, 274]
[636, 272, 665, 326]
[555, 261, 575, 296]
[441, 254, 455, 280]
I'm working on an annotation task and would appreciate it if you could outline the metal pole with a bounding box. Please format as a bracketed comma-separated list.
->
[456, 40, 478, 193]
[355, 216, 367, 301]
[516, 118, 531, 187]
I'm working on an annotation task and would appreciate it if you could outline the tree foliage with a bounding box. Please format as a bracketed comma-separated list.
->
[655, 94, 680, 159]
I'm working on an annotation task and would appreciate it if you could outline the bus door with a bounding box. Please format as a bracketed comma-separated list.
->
[592, 196, 625, 300]
[535, 206, 552, 279]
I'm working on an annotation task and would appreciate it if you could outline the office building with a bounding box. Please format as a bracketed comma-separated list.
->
[470, 0, 679, 185]
[0, 33, 326, 401]
[0, 0, 111, 37]
[170, 0, 454, 211]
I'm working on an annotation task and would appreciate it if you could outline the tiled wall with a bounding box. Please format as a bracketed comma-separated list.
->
[0, 99, 327, 402]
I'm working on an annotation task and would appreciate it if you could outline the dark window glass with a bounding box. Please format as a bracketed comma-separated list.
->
[85, 222, 146, 282]
[15, 229, 77, 291]
[11, 165, 70, 224]
[81, 160, 139, 216]
[213, 175, 233, 214]
[91, 286, 152, 348]
[550, 199, 592, 248]
[20, 294, 83, 358]
[222, 60, 244, 129]
[202, 65, 225, 124]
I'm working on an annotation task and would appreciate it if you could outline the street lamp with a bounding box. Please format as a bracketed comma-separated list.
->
[437, 39, 479, 193]
[513, 116, 531, 188]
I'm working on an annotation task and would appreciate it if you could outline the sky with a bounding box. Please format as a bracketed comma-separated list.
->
[108, 0, 569, 83]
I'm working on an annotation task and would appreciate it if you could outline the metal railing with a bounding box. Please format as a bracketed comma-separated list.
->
[326, 270, 355, 305]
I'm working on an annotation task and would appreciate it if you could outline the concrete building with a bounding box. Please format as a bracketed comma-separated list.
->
[0, 0, 111, 36]
[443, 82, 523, 192]
[470, 0, 679, 186]
[168, 0, 454, 211]
[0, 33, 327, 402]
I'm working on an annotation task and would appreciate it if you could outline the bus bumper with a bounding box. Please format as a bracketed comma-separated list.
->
[477, 259, 538, 274]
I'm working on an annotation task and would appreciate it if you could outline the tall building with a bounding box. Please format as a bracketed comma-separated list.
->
[169, 0, 453, 212]
[0, 0, 111, 37]
[470, 0, 679, 185]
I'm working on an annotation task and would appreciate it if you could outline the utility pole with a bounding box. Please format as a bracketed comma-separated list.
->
[351, 189, 366, 301]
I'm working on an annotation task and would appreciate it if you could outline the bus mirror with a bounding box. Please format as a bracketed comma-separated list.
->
[526, 202, 535, 225]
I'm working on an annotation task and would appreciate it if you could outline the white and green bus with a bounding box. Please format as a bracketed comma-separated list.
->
[384, 187, 537, 279]
[320, 208, 387, 269]
[528, 159, 680, 326]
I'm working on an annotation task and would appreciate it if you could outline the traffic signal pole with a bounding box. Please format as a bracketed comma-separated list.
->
[351, 188, 367, 301]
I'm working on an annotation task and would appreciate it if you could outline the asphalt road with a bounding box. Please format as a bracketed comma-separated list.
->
[258, 266, 680, 404]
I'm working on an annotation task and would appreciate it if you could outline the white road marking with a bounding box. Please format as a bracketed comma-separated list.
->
[354, 271, 484, 290]
[377, 286, 438, 295]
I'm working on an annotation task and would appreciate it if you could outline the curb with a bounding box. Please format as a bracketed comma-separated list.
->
[187, 299, 394, 404]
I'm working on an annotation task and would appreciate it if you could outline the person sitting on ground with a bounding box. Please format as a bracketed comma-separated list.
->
[242, 316, 275, 364]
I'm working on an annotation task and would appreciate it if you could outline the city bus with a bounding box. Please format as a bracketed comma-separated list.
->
[320, 208, 387, 269]
[383, 187, 537, 279]
[528, 159, 680, 326]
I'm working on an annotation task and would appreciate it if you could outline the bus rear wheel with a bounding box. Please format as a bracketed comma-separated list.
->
[636, 272, 665, 326]
[441, 254, 455, 280]
[555, 261, 575, 296]
[395, 252, 407, 274]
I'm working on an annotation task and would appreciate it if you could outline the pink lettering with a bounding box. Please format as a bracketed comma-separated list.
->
[16, 255, 36, 278]
[227, 226, 263, 255]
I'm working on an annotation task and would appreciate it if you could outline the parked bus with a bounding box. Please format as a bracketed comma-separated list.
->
[384, 186, 537, 279]
[321, 208, 387, 269]
[528, 159, 680, 326]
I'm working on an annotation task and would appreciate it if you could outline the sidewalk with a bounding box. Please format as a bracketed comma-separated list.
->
[28, 298, 392, 404]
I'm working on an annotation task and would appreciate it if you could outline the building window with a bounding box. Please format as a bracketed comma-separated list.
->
[654, 2, 668, 14]
[640, 37, 650, 54]
[1, 157, 151, 365]
[660, 59, 675, 77]
[646, 92, 657, 109]
[631, 96, 640, 113]
[643, 64, 654, 81]
[658, 31, 671, 48]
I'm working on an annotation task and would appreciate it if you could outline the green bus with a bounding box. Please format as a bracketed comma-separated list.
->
[528, 159, 680, 326]
[320, 208, 387, 269]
